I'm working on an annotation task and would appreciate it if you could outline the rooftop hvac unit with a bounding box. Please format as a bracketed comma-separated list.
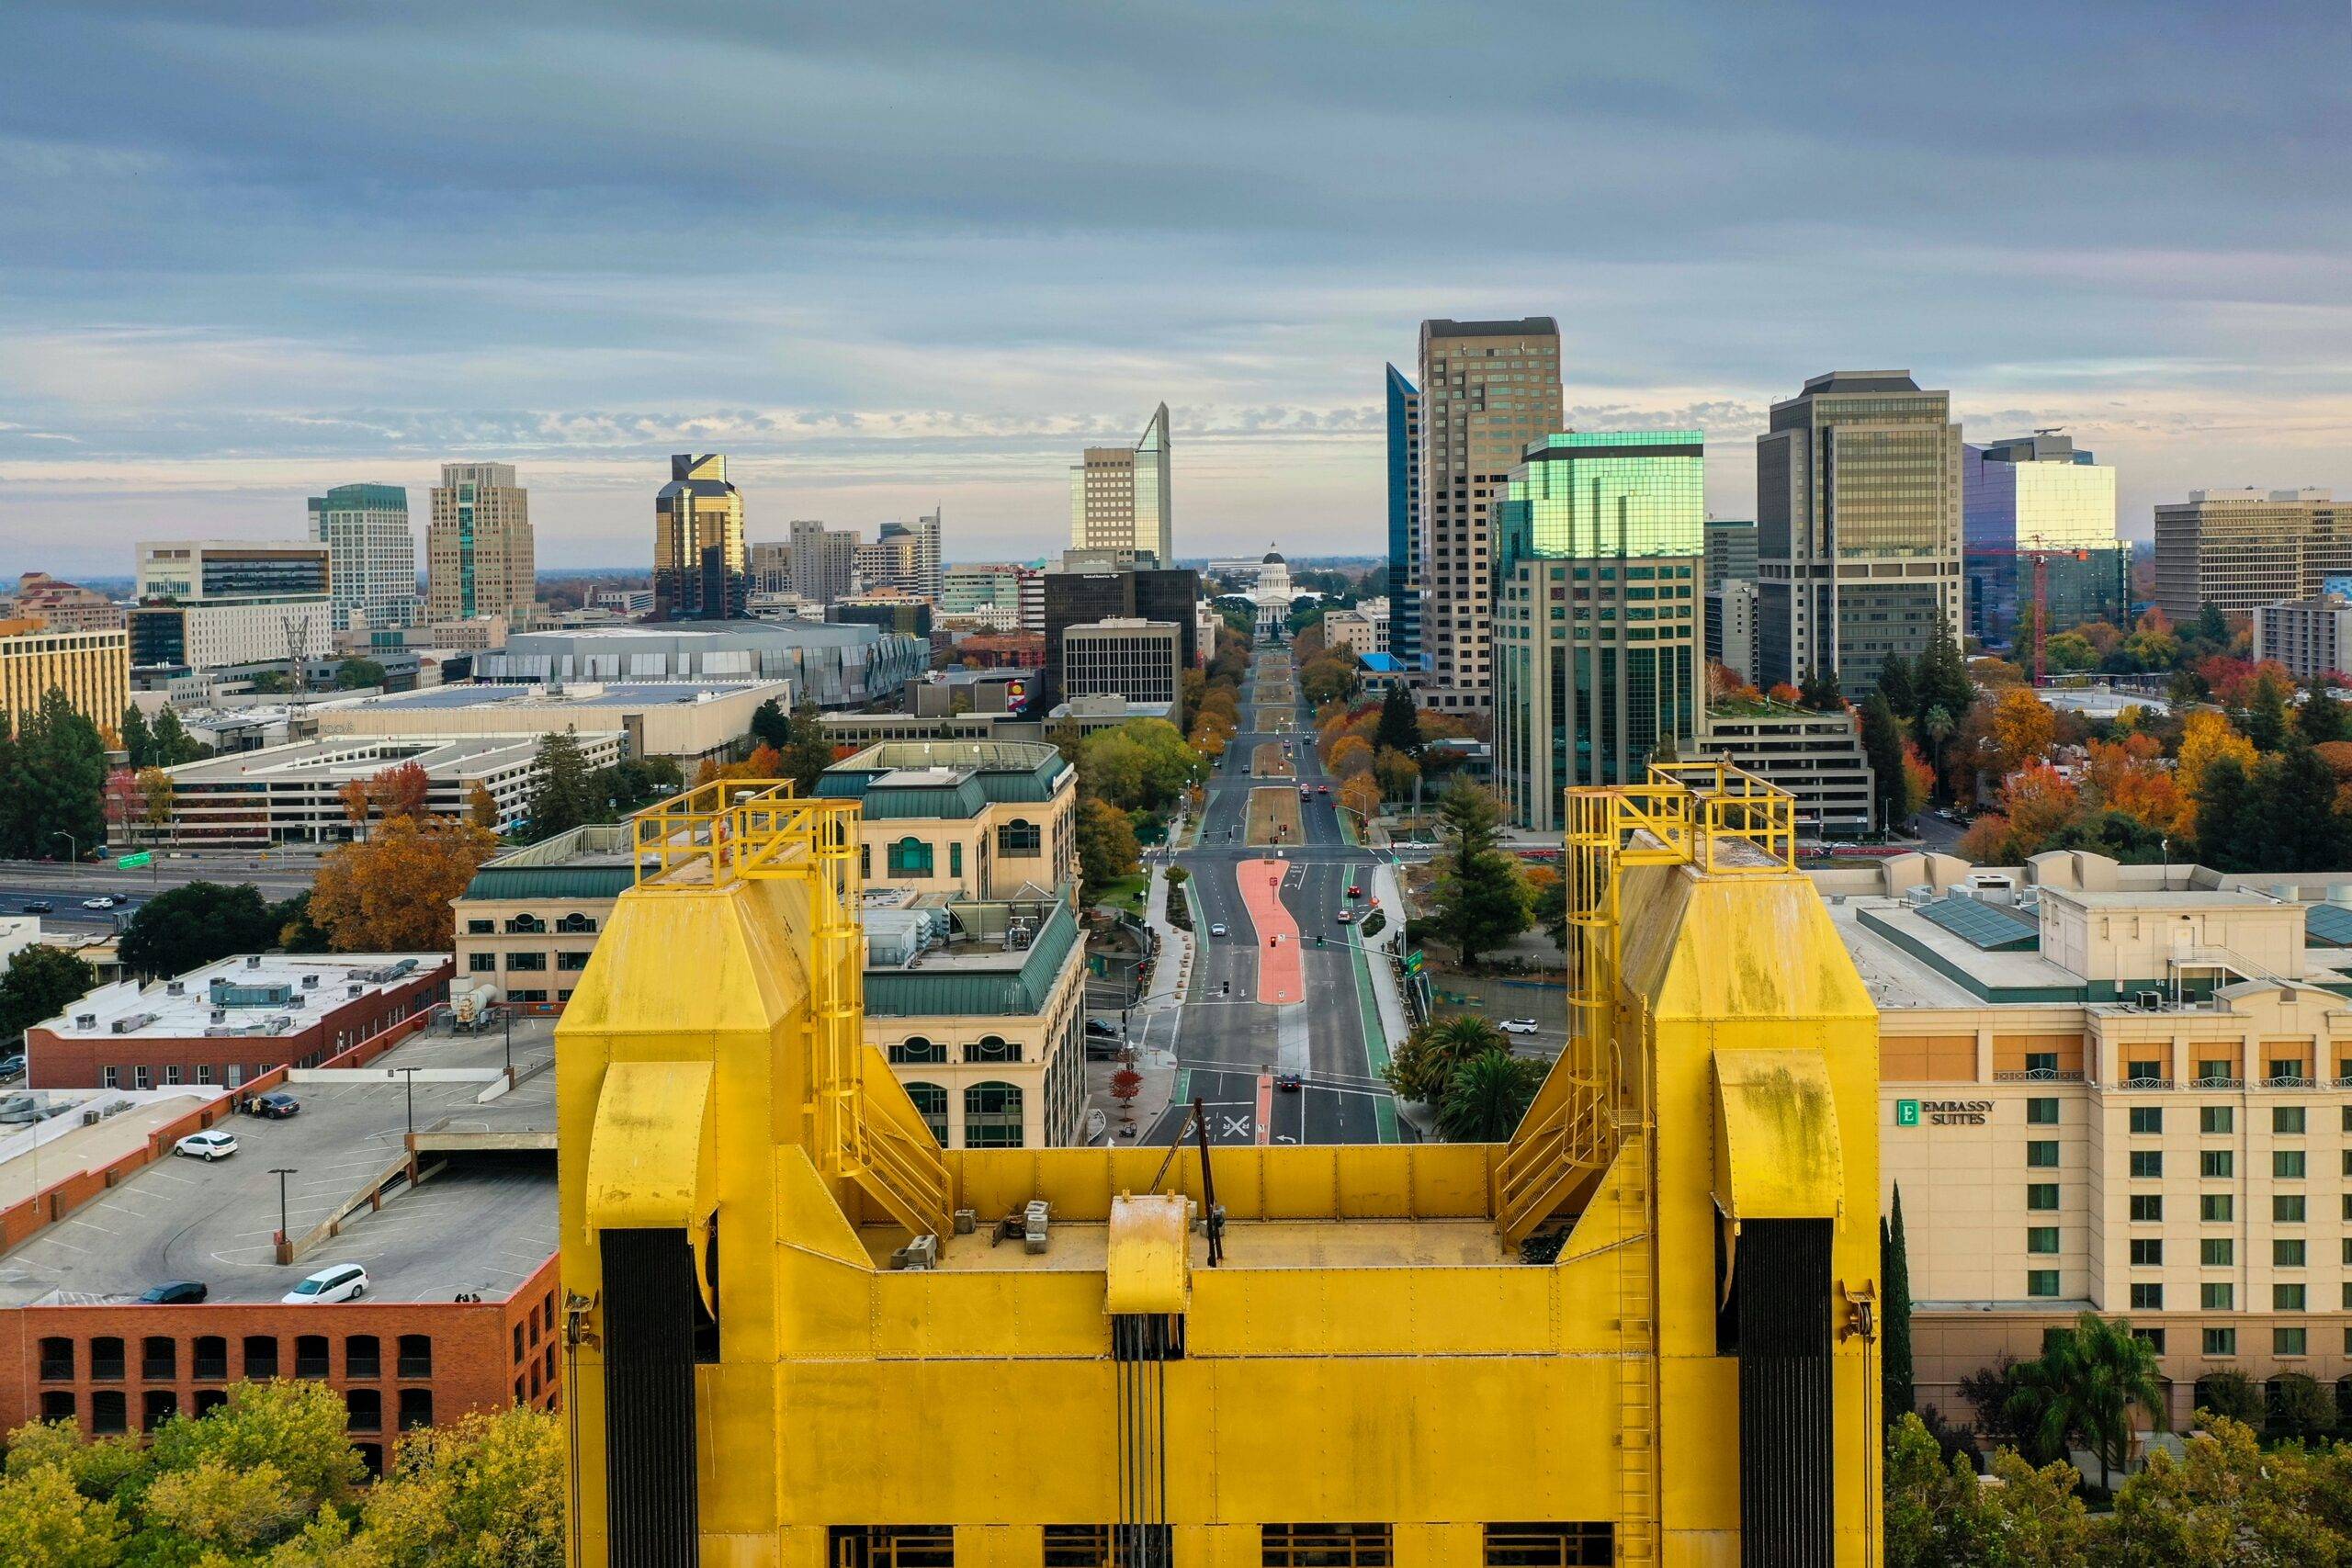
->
[108, 1013, 154, 1035]
[82, 1110, 101, 1127]
[209, 1008, 226, 1023]
[73, 1013, 96, 1029]
[245, 954, 262, 968]
[1904, 886, 1935, 908]
[165, 981, 185, 997]
[348, 985, 364, 998]
[301, 974, 319, 988]
[285, 994, 302, 1009]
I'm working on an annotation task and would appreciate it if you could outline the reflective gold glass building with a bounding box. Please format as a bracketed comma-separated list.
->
[655, 454, 748, 622]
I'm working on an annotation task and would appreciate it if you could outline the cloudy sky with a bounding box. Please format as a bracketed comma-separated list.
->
[2, 2, 2347, 574]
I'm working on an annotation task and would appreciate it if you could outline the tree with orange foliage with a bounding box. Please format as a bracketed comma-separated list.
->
[1329, 736, 1374, 778]
[2081, 734, 2184, 836]
[309, 813, 500, 953]
[368, 760, 431, 821]
[1766, 682, 1803, 706]
[1339, 772, 1380, 823]
[465, 782, 501, 831]
[337, 778, 372, 837]
[1984, 687, 2057, 776]
[2001, 762, 2082, 848]
[2173, 710, 2257, 835]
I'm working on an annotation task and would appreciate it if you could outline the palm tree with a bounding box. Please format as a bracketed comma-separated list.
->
[1385, 1015, 1507, 1103]
[1922, 705, 1955, 801]
[2004, 1312, 2167, 1490]
[1437, 1048, 1543, 1142]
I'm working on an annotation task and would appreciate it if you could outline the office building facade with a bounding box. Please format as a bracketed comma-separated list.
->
[1707, 581, 1758, 683]
[653, 454, 747, 622]
[1059, 618, 1183, 705]
[1962, 434, 2126, 649]
[307, 484, 415, 633]
[11, 573, 121, 632]
[0, 626, 130, 736]
[1703, 518, 1758, 590]
[1755, 372, 1962, 698]
[130, 542, 334, 676]
[1069, 404, 1172, 561]
[2253, 593, 2352, 680]
[786, 520, 859, 605]
[1385, 364, 1422, 667]
[1040, 554, 1197, 701]
[427, 462, 535, 626]
[1696, 703, 1875, 836]
[1417, 318, 1563, 712]
[1490, 433, 1702, 829]
[2154, 488, 2352, 621]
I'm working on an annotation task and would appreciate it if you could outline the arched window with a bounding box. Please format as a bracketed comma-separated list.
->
[504, 914, 547, 934]
[966, 1035, 1021, 1064]
[888, 838, 934, 878]
[889, 1036, 945, 1065]
[997, 818, 1043, 855]
[903, 1083, 949, 1146]
[555, 912, 596, 934]
[963, 1081, 1024, 1148]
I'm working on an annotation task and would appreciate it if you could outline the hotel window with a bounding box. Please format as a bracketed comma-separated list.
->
[2131, 1239, 2164, 1267]
[2130, 1195, 2163, 1222]
[2127, 1058, 2162, 1083]
[2129, 1151, 2163, 1179]
[2200, 1105, 2234, 1134]
[2130, 1283, 2164, 1310]
[1261, 1526, 1394, 1568]
[2277, 1194, 2307, 1223]
[469, 953, 497, 974]
[2276, 1150, 2308, 1179]
[2201, 1282, 2235, 1310]
[2271, 1057, 2307, 1082]
[2027, 1227, 2060, 1255]
[2028, 1098, 2058, 1125]
[2202, 1194, 2234, 1223]
[2277, 1327, 2309, 1357]
[2027, 1140, 2059, 1168]
[2198, 1061, 2233, 1084]
[2203, 1327, 2237, 1357]
[2027, 1184, 2059, 1211]
[2277, 1283, 2308, 1312]
[2202, 1237, 2234, 1267]
[2134, 1328, 2166, 1355]
[2026, 1051, 2058, 1076]
[2278, 1239, 2308, 1268]
[2129, 1106, 2163, 1134]
[2201, 1150, 2235, 1179]
[2027, 1270, 2061, 1298]
[2276, 1105, 2307, 1134]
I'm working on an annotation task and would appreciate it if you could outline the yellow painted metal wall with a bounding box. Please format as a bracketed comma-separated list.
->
[560, 791, 1882, 1567]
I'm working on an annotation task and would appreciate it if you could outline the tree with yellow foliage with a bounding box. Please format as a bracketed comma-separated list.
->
[2173, 709, 2256, 836]
[1984, 686, 2058, 776]
[1339, 772, 1381, 823]
[310, 813, 500, 952]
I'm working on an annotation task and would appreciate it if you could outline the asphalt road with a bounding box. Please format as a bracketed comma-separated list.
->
[1145, 645, 1404, 1145]
[0, 853, 320, 930]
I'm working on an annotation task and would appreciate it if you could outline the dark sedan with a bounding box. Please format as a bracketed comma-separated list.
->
[137, 1281, 209, 1305]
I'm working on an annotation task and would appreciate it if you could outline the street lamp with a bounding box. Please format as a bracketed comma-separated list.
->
[392, 1066, 423, 1155]
[269, 1168, 297, 1257]
[51, 831, 75, 866]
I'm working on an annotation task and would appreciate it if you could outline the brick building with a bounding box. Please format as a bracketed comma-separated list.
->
[27, 953, 449, 1090]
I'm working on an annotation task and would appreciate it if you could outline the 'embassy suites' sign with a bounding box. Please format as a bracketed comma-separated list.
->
[1894, 1099, 1993, 1127]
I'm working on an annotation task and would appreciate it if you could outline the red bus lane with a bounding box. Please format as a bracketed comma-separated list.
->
[1238, 856, 1302, 1006]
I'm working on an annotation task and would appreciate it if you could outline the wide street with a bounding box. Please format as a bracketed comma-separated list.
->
[1143, 644, 1405, 1145]
[0, 851, 322, 931]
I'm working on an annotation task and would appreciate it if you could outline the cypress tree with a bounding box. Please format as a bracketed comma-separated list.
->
[1375, 684, 1422, 759]
[1883, 1185, 1915, 1419]
[119, 703, 153, 770]
[1860, 694, 1909, 831]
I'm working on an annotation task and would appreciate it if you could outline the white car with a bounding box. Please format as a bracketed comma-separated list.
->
[1498, 1018, 1541, 1035]
[1210, 923, 1227, 938]
[281, 1264, 368, 1305]
[174, 1129, 238, 1161]
[81, 896, 119, 910]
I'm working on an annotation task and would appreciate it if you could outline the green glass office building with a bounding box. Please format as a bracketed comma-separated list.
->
[1492, 432, 1704, 829]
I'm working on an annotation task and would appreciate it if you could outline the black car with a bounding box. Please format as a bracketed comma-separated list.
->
[1083, 1019, 1121, 1039]
[243, 1091, 300, 1119]
[138, 1281, 209, 1304]
[21, 901, 51, 914]
[0, 1055, 24, 1080]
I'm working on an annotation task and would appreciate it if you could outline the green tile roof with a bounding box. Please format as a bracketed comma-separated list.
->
[865, 899, 1080, 1018]
[459, 866, 636, 902]
[820, 774, 990, 819]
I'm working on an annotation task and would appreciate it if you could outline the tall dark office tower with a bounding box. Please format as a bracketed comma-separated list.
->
[654, 454, 747, 622]
[1417, 318, 1563, 713]
[1042, 551, 1197, 701]
[1754, 372, 1962, 697]
[1385, 365, 1422, 668]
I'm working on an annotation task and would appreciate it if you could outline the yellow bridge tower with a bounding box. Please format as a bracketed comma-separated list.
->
[559, 767, 1882, 1568]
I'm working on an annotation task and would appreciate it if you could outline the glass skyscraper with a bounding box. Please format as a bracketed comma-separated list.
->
[1385, 365, 1421, 668]
[306, 483, 415, 633]
[1962, 434, 2126, 649]
[1491, 432, 1704, 829]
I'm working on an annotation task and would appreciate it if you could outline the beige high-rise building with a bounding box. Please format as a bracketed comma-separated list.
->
[2154, 487, 2352, 621]
[654, 454, 747, 621]
[0, 626, 130, 737]
[1069, 404, 1172, 562]
[1417, 318, 1563, 713]
[428, 462, 536, 626]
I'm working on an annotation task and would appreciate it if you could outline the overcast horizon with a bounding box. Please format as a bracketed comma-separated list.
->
[4, 3, 2349, 577]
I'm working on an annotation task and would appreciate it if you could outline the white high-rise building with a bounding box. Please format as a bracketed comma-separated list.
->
[307, 484, 415, 632]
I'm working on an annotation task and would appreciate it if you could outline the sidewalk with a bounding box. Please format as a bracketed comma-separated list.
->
[1361, 859, 1434, 1139]
[1087, 853, 1194, 1144]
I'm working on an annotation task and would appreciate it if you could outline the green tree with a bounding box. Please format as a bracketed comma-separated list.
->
[2002, 1312, 2167, 1490]
[1796, 666, 1845, 712]
[781, 700, 834, 795]
[334, 656, 388, 691]
[119, 703, 152, 770]
[1883, 1413, 2091, 1568]
[272, 891, 334, 953]
[0, 1463, 127, 1567]
[1383, 1015, 1507, 1104]
[118, 881, 280, 980]
[2190, 752, 2256, 872]
[2254, 739, 2352, 873]
[1074, 797, 1139, 895]
[748, 696, 792, 752]
[1919, 705, 1957, 802]
[1917, 616, 1976, 727]
[1436, 1047, 1543, 1141]
[2104, 1414, 2345, 1563]
[522, 728, 598, 842]
[1532, 871, 1568, 953]
[356, 1406, 566, 1568]
[0, 686, 107, 860]
[1860, 694, 1910, 832]
[1429, 781, 1528, 966]
[146, 1380, 363, 1514]
[148, 705, 206, 766]
[1875, 654, 1917, 720]
[1079, 720, 1199, 814]
[2302, 681, 2349, 744]
[1883, 1186, 1915, 1421]
[0, 945, 97, 1047]
[2264, 1371, 2335, 1441]
[1374, 685, 1422, 759]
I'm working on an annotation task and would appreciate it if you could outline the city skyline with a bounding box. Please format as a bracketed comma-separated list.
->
[2, 6, 2348, 573]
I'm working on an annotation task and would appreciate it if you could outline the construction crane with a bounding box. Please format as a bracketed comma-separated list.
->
[1972, 532, 2091, 682]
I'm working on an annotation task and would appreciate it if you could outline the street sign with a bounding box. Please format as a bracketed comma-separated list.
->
[1405, 949, 1425, 974]
[116, 852, 153, 870]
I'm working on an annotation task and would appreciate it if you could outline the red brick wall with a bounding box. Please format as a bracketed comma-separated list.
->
[27, 964, 450, 1090]
[0, 1254, 561, 1452]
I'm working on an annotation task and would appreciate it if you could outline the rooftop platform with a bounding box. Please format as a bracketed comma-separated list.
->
[854, 1216, 1516, 1273]
[37, 953, 444, 1041]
